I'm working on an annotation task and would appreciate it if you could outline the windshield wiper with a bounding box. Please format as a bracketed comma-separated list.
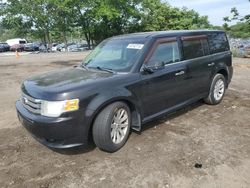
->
[96, 66, 115, 73]
[88, 66, 115, 73]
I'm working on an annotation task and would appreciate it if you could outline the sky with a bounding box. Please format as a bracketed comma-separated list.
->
[167, 0, 250, 26]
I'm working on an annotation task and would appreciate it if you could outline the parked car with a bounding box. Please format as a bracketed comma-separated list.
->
[6, 38, 27, 46]
[56, 43, 65, 52]
[39, 44, 49, 52]
[68, 44, 88, 52]
[0, 42, 10, 52]
[16, 30, 233, 152]
[10, 44, 25, 52]
[24, 43, 40, 51]
[51, 43, 59, 52]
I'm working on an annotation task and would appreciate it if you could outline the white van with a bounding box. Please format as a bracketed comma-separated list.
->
[6, 38, 27, 46]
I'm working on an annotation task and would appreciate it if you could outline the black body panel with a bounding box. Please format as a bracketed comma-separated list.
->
[16, 30, 233, 148]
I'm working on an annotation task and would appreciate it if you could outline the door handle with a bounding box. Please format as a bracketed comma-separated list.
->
[208, 62, 215, 67]
[175, 70, 185, 76]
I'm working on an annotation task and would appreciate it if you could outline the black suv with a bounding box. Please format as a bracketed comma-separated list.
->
[0, 42, 10, 52]
[16, 30, 233, 152]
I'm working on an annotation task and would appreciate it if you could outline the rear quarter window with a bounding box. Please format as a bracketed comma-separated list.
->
[208, 33, 229, 54]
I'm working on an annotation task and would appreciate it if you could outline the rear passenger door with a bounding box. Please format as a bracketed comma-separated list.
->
[181, 35, 214, 97]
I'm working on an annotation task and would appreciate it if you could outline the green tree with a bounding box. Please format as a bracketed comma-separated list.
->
[227, 22, 250, 38]
[1, 17, 33, 38]
[72, 0, 142, 47]
[139, 0, 210, 31]
[224, 0, 250, 23]
[0, 0, 212, 45]
[90, 0, 142, 43]
[72, 0, 98, 48]
[49, 0, 76, 47]
[0, 0, 54, 43]
[223, 0, 250, 38]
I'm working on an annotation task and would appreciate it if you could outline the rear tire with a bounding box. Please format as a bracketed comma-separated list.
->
[204, 73, 226, 105]
[92, 102, 131, 153]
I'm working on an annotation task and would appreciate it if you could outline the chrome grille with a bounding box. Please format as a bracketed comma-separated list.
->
[21, 93, 41, 114]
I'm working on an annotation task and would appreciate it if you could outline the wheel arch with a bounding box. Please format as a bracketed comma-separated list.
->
[86, 96, 142, 139]
[215, 66, 229, 88]
[217, 69, 228, 83]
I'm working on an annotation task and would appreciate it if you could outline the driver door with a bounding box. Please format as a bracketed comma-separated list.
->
[138, 37, 189, 120]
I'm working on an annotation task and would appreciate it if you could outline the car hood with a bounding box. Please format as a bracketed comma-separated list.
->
[22, 67, 117, 100]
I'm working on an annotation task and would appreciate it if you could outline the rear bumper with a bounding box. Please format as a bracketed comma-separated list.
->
[16, 100, 91, 149]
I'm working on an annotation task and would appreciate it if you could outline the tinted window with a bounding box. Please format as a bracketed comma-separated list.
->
[201, 39, 210, 55]
[19, 40, 26, 44]
[208, 33, 229, 53]
[147, 41, 180, 67]
[183, 38, 209, 60]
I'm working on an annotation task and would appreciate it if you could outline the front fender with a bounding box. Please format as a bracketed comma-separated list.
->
[87, 88, 140, 110]
[85, 87, 143, 131]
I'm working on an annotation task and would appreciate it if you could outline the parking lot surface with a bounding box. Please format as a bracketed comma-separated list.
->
[0, 53, 250, 188]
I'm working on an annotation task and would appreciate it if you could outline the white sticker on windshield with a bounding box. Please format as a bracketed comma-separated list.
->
[127, 44, 144, 49]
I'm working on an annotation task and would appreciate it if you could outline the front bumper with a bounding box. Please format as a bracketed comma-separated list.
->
[16, 100, 90, 149]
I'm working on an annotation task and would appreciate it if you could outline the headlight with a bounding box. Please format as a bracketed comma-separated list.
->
[41, 99, 79, 117]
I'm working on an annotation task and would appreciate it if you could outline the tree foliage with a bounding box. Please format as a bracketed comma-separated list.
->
[225, 22, 250, 38]
[0, 0, 211, 45]
[224, 0, 250, 24]
[223, 0, 250, 38]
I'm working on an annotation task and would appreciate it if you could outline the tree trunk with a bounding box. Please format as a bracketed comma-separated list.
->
[62, 30, 68, 52]
[84, 32, 91, 49]
[91, 38, 94, 48]
[41, 34, 45, 44]
[44, 30, 50, 52]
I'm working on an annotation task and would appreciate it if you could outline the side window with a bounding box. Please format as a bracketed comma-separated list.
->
[201, 39, 210, 55]
[147, 41, 180, 67]
[208, 33, 229, 53]
[182, 38, 209, 60]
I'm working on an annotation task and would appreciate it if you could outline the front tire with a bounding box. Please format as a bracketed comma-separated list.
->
[92, 102, 131, 153]
[204, 73, 226, 105]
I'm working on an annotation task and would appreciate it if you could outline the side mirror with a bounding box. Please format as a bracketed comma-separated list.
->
[141, 64, 154, 74]
[141, 61, 165, 74]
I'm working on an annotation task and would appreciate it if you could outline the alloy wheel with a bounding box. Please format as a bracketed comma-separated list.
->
[111, 108, 129, 144]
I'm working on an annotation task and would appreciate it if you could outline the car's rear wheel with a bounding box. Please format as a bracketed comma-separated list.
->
[204, 73, 226, 105]
[92, 102, 131, 153]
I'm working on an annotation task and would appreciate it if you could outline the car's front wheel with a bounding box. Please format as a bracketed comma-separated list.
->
[204, 73, 226, 105]
[92, 102, 131, 153]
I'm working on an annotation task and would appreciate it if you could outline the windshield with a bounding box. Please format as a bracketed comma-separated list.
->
[82, 38, 146, 72]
